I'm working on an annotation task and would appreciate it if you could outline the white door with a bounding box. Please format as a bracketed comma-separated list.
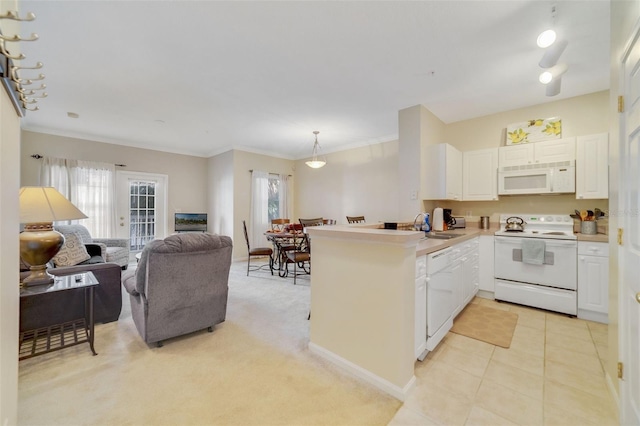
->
[620, 25, 640, 425]
[116, 171, 168, 253]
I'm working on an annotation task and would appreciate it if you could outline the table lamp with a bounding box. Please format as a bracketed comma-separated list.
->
[19, 187, 87, 286]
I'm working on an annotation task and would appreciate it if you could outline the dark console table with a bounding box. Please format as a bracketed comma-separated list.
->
[19, 272, 99, 360]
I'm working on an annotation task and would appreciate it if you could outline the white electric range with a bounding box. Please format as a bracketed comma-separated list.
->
[494, 214, 578, 315]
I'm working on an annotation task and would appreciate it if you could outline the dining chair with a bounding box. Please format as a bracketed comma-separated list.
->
[284, 233, 311, 285]
[242, 220, 273, 276]
[271, 218, 290, 232]
[346, 215, 365, 224]
[322, 219, 337, 225]
[299, 217, 324, 228]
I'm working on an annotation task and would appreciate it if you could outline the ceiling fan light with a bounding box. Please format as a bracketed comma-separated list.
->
[537, 29, 556, 48]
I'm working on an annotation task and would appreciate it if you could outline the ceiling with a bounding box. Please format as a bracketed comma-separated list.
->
[14, 0, 610, 159]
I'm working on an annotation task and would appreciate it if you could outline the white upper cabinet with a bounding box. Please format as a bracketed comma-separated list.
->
[463, 148, 498, 201]
[499, 137, 576, 167]
[423, 143, 462, 200]
[498, 143, 533, 167]
[576, 133, 609, 199]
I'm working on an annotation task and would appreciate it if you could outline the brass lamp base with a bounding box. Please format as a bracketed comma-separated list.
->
[19, 222, 64, 286]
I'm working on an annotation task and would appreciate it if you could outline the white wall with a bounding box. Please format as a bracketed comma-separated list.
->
[294, 140, 400, 225]
[444, 91, 609, 152]
[21, 131, 209, 235]
[229, 150, 294, 259]
[208, 150, 234, 238]
[0, 2, 22, 422]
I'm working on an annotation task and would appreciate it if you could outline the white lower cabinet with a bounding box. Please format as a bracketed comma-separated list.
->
[577, 241, 609, 323]
[478, 235, 494, 295]
[415, 256, 427, 358]
[452, 237, 479, 317]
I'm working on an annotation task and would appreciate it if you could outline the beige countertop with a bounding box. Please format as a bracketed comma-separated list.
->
[307, 223, 494, 257]
[575, 233, 609, 243]
[307, 223, 610, 258]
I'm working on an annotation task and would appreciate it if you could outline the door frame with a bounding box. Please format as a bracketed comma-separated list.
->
[618, 16, 640, 424]
[116, 170, 169, 244]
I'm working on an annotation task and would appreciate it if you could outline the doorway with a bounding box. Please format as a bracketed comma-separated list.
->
[116, 171, 168, 254]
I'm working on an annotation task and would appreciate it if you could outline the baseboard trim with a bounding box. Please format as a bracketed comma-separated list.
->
[476, 290, 495, 300]
[308, 342, 415, 401]
[605, 371, 620, 414]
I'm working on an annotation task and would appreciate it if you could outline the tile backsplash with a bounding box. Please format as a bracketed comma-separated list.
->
[422, 194, 608, 230]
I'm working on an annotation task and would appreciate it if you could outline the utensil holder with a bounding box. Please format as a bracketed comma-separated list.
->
[580, 220, 597, 235]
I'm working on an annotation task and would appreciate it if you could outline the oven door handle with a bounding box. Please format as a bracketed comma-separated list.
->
[495, 236, 577, 247]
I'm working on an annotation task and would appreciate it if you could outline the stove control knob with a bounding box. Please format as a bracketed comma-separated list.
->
[545, 216, 553, 222]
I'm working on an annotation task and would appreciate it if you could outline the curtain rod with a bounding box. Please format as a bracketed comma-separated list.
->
[249, 169, 292, 177]
[31, 154, 126, 167]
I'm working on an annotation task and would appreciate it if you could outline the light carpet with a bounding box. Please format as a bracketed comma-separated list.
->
[450, 303, 518, 348]
[18, 261, 401, 425]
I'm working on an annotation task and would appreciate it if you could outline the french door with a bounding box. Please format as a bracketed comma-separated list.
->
[116, 171, 168, 252]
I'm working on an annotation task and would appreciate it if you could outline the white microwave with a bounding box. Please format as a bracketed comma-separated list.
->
[498, 161, 575, 195]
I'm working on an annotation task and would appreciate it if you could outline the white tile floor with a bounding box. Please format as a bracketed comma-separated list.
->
[389, 297, 618, 426]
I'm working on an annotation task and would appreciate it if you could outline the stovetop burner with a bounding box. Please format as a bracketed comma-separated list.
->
[495, 214, 576, 240]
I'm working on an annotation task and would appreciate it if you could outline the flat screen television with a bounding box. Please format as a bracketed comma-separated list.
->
[175, 213, 207, 232]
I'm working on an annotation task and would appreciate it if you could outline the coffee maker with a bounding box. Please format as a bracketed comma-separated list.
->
[443, 209, 456, 229]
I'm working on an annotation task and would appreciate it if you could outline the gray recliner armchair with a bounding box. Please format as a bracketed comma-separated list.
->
[55, 224, 130, 269]
[121, 233, 232, 347]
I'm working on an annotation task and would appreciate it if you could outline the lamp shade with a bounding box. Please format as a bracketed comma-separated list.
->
[19, 187, 87, 223]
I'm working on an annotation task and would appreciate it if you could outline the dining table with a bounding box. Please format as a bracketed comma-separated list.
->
[264, 230, 308, 277]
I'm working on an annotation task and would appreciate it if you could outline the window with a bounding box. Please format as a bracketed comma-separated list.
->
[268, 174, 282, 221]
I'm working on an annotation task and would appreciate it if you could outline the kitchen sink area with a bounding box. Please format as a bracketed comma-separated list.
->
[422, 232, 466, 240]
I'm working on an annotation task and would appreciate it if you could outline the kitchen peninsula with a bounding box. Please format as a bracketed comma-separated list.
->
[305, 223, 481, 400]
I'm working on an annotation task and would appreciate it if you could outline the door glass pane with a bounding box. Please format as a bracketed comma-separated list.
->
[129, 180, 157, 251]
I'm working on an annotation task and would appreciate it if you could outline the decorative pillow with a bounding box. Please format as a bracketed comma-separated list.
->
[52, 232, 91, 267]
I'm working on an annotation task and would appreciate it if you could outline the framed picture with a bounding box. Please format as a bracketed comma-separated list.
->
[506, 117, 562, 145]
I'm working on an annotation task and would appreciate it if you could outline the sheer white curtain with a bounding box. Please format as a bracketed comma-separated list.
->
[279, 174, 291, 220]
[40, 156, 116, 237]
[40, 157, 76, 200]
[250, 170, 270, 247]
[75, 160, 116, 237]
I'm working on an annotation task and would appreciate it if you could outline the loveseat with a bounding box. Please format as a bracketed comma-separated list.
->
[55, 224, 130, 269]
[122, 233, 232, 346]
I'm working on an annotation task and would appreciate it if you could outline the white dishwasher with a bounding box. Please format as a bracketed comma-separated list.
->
[421, 246, 454, 359]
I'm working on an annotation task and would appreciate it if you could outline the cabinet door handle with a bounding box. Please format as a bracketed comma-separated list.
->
[580, 256, 585, 261]
[636, 292, 640, 304]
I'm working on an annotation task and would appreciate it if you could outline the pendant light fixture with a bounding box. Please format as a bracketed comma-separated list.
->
[305, 131, 326, 169]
